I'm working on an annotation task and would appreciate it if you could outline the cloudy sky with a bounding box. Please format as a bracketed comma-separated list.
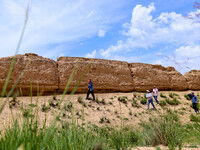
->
[0, 0, 199, 74]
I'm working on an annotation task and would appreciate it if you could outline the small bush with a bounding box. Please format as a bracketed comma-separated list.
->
[12, 92, 18, 101]
[140, 97, 147, 105]
[160, 93, 167, 98]
[164, 109, 179, 122]
[118, 96, 127, 104]
[123, 118, 129, 121]
[83, 103, 87, 107]
[133, 93, 137, 98]
[159, 100, 167, 107]
[184, 94, 190, 100]
[169, 93, 176, 98]
[77, 96, 83, 104]
[22, 109, 33, 118]
[49, 100, 58, 107]
[53, 95, 57, 100]
[179, 107, 186, 111]
[109, 129, 139, 149]
[76, 111, 81, 118]
[41, 103, 49, 112]
[128, 99, 132, 102]
[165, 98, 181, 106]
[29, 104, 36, 107]
[95, 97, 100, 104]
[99, 117, 110, 124]
[9, 93, 19, 108]
[66, 102, 73, 112]
[123, 96, 128, 99]
[129, 111, 132, 116]
[106, 109, 110, 112]
[100, 98, 106, 105]
[132, 101, 141, 108]
[190, 114, 200, 122]
[179, 111, 184, 115]
[140, 111, 183, 149]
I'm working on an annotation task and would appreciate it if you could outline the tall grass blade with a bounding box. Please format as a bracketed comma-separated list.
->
[0, 1, 30, 99]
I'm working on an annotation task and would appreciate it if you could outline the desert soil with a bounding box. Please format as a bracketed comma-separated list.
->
[0, 90, 200, 149]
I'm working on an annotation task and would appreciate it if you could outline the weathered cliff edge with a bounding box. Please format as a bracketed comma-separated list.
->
[0, 53, 198, 95]
[0, 53, 59, 95]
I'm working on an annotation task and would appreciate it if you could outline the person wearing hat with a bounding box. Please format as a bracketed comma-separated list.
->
[146, 90, 156, 110]
[153, 86, 159, 104]
[190, 92, 199, 113]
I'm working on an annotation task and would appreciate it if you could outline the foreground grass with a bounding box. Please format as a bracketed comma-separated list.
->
[0, 119, 138, 150]
[0, 108, 199, 150]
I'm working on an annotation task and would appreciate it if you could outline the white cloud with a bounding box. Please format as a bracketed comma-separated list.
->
[99, 3, 200, 58]
[100, 40, 126, 57]
[0, 0, 127, 58]
[108, 55, 140, 62]
[86, 50, 96, 58]
[174, 45, 200, 73]
[155, 44, 200, 74]
[98, 29, 106, 37]
[175, 45, 200, 57]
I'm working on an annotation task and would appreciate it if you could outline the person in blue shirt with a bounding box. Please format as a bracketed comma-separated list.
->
[190, 92, 199, 113]
[86, 79, 95, 100]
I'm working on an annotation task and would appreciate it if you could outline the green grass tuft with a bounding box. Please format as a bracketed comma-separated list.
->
[184, 94, 190, 100]
[165, 98, 181, 106]
[159, 100, 167, 107]
[160, 93, 167, 98]
[190, 114, 200, 122]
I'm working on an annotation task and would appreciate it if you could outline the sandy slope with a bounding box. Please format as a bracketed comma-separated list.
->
[0, 90, 199, 129]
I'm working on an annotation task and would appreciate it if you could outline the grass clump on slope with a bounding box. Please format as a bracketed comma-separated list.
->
[140, 109, 183, 150]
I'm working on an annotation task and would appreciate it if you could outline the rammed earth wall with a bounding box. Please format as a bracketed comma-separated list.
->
[0, 53, 198, 95]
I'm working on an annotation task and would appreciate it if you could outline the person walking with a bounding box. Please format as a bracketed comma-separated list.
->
[146, 90, 156, 110]
[86, 79, 95, 100]
[190, 92, 199, 113]
[153, 86, 159, 104]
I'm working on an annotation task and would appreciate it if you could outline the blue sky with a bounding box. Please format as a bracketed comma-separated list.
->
[0, 0, 199, 74]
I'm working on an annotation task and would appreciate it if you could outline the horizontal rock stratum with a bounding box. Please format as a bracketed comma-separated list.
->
[184, 70, 200, 90]
[0, 53, 59, 95]
[129, 63, 188, 91]
[57, 57, 134, 93]
[0, 53, 198, 95]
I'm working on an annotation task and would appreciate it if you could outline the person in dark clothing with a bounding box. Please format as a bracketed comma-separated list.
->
[86, 79, 95, 100]
[189, 92, 199, 113]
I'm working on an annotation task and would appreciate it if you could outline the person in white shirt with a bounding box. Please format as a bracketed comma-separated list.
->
[146, 90, 156, 110]
[153, 86, 159, 104]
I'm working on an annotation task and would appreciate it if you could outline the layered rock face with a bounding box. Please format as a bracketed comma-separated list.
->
[57, 57, 134, 93]
[166, 67, 188, 91]
[0, 53, 199, 96]
[0, 53, 59, 95]
[129, 63, 188, 91]
[184, 70, 200, 90]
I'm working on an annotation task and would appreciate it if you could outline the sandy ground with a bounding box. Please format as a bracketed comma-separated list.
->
[0, 90, 200, 149]
[0, 90, 199, 128]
